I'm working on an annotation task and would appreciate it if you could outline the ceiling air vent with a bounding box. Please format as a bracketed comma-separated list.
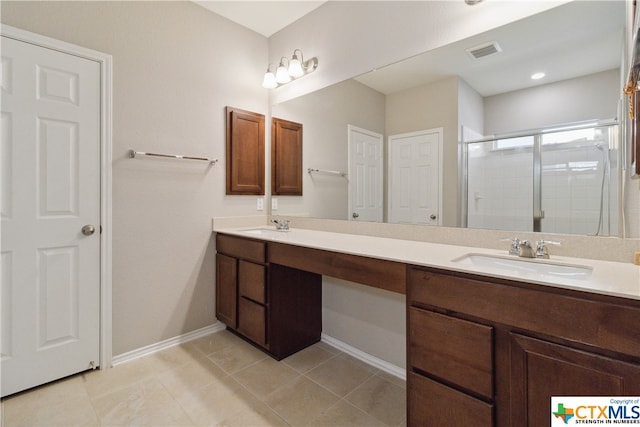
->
[466, 41, 502, 59]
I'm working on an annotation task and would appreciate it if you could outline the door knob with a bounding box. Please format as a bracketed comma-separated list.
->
[430, 214, 437, 220]
[81, 225, 96, 236]
[352, 212, 360, 218]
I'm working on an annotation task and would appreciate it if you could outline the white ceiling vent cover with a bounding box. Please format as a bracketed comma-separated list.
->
[466, 41, 502, 59]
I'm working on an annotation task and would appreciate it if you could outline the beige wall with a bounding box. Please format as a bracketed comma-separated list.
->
[484, 69, 621, 135]
[1, 1, 268, 355]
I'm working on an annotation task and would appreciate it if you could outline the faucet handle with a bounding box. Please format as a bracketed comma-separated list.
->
[535, 240, 560, 259]
[501, 237, 521, 255]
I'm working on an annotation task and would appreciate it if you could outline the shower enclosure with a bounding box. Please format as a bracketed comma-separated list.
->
[462, 122, 619, 236]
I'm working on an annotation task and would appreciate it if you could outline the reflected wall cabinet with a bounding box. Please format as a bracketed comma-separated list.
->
[272, 117, 303, 195]
[226, 106, 265, 195]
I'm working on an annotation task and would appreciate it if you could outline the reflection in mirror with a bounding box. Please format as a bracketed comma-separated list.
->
[272, 1, 627, 236]
[465, 122, 618, 236]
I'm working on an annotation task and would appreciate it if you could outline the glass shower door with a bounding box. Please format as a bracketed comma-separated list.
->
[466, 136, 534, 231]
[464, 123, 618, 235]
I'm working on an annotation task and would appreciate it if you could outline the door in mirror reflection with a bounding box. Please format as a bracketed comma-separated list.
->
[348, 125, 383, 222]
[465, 123, 619, 236]
[388, 128, 442, 225]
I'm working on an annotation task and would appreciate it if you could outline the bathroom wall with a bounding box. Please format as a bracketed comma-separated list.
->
[625, 177, 640, 238]
[458, 78, 485, 139]
[484, 69, 620, 135]
[1, 1, 268, 355]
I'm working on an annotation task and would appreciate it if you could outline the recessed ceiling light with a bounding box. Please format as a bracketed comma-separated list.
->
[531, 72, 546, 80]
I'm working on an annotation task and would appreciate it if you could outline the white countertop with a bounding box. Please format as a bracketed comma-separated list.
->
[214, 226, 640, 301]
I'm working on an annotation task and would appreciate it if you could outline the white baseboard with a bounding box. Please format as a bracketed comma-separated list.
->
[110, 325, 406, 382]
[321, 333, 406, 381]
[111, 323, 226, 367]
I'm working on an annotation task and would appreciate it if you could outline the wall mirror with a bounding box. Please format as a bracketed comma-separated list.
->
[272, 1, 636, 238]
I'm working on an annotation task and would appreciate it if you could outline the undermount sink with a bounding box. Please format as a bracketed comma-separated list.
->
[241, 228, 289, 236]
[453, 253, 592, 280]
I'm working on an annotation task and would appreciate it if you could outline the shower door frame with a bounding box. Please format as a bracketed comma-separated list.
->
[459, 120, 620, 235]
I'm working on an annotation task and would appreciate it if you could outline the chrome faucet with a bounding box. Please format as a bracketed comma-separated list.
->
[518, 240, 535, 258]
[503, 237, 561, 259]
[271, 219, 290, 231]
[535, 240, 560, 259]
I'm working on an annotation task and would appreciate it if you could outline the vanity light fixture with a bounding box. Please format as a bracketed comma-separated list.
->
[262, 49, 318, 88]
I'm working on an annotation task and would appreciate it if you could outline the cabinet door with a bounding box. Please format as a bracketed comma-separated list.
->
[271, 117, 303, 195]
[510, 333, 640, 427]
[216, 253, 237, 328]
[226, 107, 265, 195]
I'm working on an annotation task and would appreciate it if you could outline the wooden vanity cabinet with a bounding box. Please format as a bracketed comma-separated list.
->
[407, 266, 640, 427]
[215, 253, 238, 328]
[215, 233, 321, 359]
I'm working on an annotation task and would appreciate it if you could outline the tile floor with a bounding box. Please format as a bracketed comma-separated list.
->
[0, 330, 406, 426]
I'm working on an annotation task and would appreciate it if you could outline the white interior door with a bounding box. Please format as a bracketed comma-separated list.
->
[388, 128, 442, 225]
[1, 35, 101, 397]
[348, 125, 383, 222]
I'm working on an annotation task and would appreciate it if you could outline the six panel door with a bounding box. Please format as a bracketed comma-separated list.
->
[1, 35, 101, 396]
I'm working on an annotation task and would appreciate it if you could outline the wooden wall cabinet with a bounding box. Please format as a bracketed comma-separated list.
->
[407, 266, 640, 427]
[226, 107, 265, 195]
[271, 117, 303, 195]
[215, 234, 321, 359]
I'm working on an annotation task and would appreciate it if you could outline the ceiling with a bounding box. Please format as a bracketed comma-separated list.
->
[194, 1, 326, 37]
[355, 1, 625, 96]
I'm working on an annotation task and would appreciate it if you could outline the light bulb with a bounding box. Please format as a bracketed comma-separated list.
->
[262, 70, 277, 89]
[275, 59, 291, 84]
[289, 53, 304, 78]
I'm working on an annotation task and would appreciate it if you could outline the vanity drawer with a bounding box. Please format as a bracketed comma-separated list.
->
[407, 266, 640, 359]
[239, 260, 265, 304]
[408, 372, 494, 427]
[216, 234, 266, 264]
[409, 307, 493, 398]
[238, 297, 266, 347]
